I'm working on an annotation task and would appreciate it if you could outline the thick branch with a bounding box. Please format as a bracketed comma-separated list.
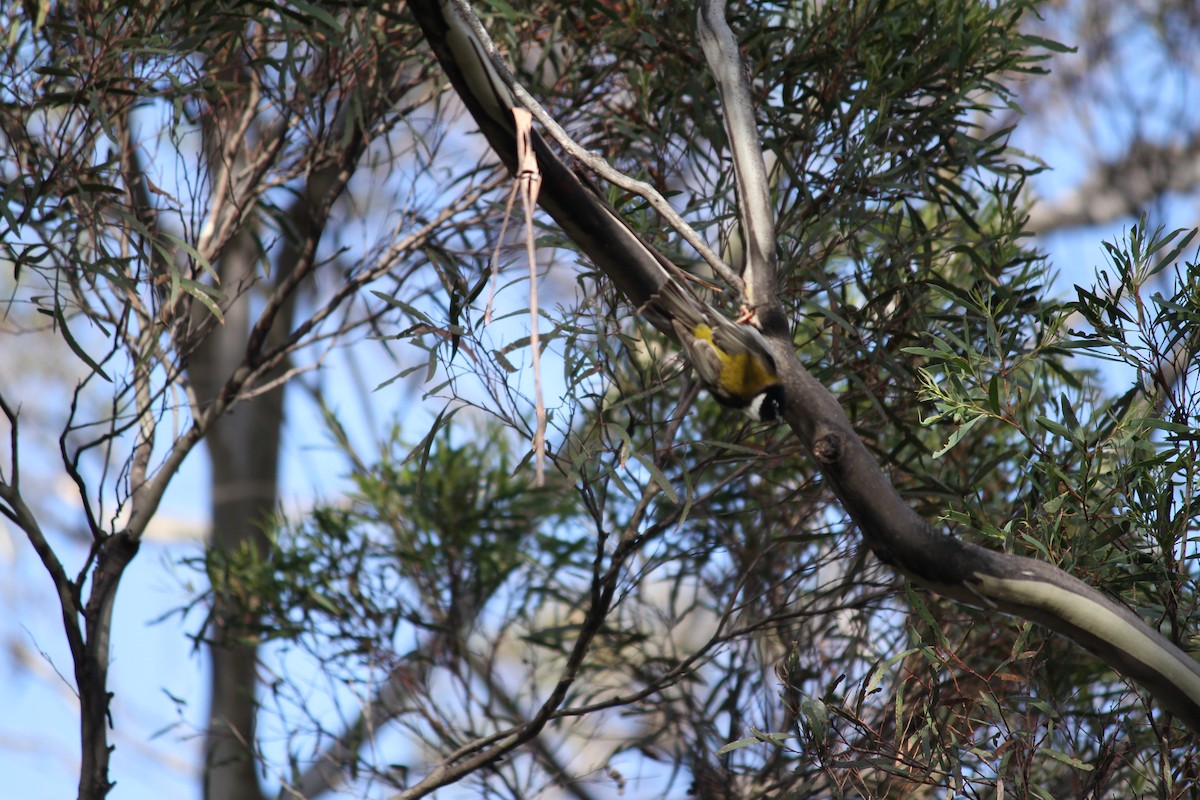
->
[443, 0, 737, 288]
[771, 351, 1200, 730]
[426, 0, 730, 307]
[1028, 134, 1200, 234]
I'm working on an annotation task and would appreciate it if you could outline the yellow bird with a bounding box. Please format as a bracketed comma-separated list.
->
[641, 282, 785, 421]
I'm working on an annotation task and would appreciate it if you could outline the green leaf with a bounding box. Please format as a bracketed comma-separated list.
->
[180, 279, 225, 324]
[1042, 493, 1068, 514]
[1059, 393, 1079, 431]
[51, 302, 111, 382]
[630, 451, 678, 504]
[864, 647, 921, 696]
[371, 290, 435, 326]
[288, 0, 344, 33]
[904, 584, 950, 649]
[1019, 34, 1076, 55]
[716, 736, 762, 755]
[1139, 418, 1196, 436]
[1035, 415, 1072, 440]
[1144, 226, 1196, 270]
[987, 373, 1002, 414]
[161, 230, 218, 284]
[933, 414, 984, 458]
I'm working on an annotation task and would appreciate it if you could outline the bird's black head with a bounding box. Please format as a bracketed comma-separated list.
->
[746, 384, 786, 422]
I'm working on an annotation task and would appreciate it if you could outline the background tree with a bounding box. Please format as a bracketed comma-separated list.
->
[1014, 0, 1200, 235]
[2, 1, 1198, 800]
[1, 1, 500, 797]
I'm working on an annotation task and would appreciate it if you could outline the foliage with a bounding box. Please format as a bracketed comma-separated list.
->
[194, 0, 1200, 795]
[0, 0, 503, 797]
[201, 420, 581, 660]
[4, 0, 1200, 798]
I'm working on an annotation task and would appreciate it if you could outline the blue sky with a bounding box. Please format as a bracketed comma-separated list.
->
[2, 11, 1198, 799]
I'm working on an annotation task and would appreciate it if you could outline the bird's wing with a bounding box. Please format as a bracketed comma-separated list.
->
[668, 318, 727, 386]
[707, 316, 775, 366]
[639, 280, 710, 341]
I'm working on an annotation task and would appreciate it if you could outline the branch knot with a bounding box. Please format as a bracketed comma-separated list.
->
[812, 431, 842, 465]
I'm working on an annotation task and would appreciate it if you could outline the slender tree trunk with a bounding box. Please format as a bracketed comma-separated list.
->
[203, 412, 282, 800]
[76, 532, 140, 800]
[189, 228, 284, 800]
[190, 152, 339, 797]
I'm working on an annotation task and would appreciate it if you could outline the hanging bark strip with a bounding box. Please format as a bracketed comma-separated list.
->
[513, 107, 547, 485]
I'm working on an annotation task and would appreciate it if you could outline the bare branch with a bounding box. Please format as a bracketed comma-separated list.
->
[0, 398, 86, 666]
[696, 0, 779, 312]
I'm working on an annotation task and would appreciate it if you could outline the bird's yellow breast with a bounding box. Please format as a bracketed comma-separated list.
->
[692, 323, 780, 396]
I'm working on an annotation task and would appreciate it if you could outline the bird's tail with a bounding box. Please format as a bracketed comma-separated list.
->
[638, 280, 709, 343]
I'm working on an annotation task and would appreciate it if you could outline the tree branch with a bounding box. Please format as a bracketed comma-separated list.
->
[410, 0, 1200, 736]
[0, 397, 86, 668]
[1027, 133, 1200, 234]
[442, 0, 739, 290]
[696, 0, 779, 315]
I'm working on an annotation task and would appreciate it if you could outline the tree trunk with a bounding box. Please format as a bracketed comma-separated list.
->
[190, 228, 285, 800]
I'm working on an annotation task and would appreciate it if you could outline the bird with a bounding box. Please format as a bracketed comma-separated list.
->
[640, 281, 785, 421]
